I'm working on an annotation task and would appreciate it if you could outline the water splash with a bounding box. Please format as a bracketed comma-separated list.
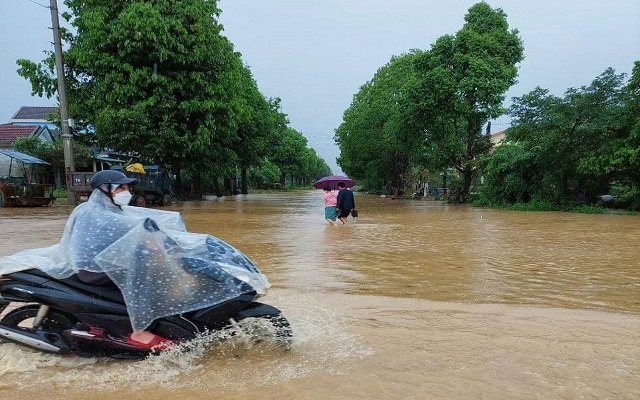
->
[0, 292, 372, 391]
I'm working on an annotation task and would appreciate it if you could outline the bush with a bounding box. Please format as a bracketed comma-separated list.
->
[610, 185, 640, 210]
[53, 188, 68, 199]
[248, 160, 281, 189]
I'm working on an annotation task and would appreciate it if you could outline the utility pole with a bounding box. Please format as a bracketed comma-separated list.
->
[49, 0, 76, 205]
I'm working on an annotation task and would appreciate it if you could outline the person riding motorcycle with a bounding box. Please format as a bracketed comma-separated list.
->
[69, 170, 174, 349]
[0, 169, 271, 353]
[72, 170, 136, 286]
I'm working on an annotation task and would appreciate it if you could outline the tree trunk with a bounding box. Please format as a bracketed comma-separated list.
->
[225, 176, 236, 195]
[240, 166, 248, 194]
[174, 162, 183, 199]
[392, 152, 408, 197]
[190, 171, 202, 200]
[213, 177, 222, 197]
[458, 167, 474, 203]
[442, 170, 448, 195]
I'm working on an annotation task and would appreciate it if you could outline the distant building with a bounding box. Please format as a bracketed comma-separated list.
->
[2, 106, 126, 185]
[0, 106, 59, 150]
[0, 106, 59, 184]
[10, 106, 58, 130]
[489, 130, 506, 150]
[0, 123, 56, 149]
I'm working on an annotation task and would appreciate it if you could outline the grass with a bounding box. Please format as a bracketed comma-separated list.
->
[471, 198, 637, 214]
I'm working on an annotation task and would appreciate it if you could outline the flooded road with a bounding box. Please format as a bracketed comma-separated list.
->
[1, 192, 638, 399]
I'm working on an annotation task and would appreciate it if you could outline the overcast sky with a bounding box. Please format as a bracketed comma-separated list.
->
[1, 1, 639, 173]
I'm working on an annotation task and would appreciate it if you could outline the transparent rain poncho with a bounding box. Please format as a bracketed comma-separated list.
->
[0, 188, 270, 330]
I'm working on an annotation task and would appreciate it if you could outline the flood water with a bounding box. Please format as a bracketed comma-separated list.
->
[0, 191, 638, 399]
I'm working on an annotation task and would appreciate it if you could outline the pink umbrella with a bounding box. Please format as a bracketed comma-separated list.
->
[313, 175, 355, 190]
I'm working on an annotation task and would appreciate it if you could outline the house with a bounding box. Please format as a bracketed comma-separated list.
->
[490, 131, 505, 146]
[0, 124, 56, 149]
[0, 106, 59, 185]
[1, 106, 59, 149]
[489, 130, 506, 148]
[2, 106, 126, 187]
[10, 106, 58, 130]
[0, 125, 56, 184]
[0, 149, 55, 207]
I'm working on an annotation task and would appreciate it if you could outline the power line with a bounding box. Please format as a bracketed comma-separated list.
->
[24, 0, 64, 18]
[25, 0, 49, 9]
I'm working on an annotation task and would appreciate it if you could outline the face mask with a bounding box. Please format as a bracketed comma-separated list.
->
[113, 191, 133, 207]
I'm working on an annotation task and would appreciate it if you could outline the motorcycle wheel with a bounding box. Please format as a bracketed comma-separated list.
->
[268, 313, 293, 349]
[0, 305, 75, 336]
[234, 313, 293, 350]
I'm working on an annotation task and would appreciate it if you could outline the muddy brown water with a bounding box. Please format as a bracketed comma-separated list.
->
[0, 192, 638, 400]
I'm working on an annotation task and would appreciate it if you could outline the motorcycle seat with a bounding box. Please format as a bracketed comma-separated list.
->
[59, 274, 124, 304]
[13, 269, 125, 304]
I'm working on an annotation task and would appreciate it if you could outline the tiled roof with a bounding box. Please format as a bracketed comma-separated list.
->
[11, 106, 58, 120]
[0, 124, 39, 147]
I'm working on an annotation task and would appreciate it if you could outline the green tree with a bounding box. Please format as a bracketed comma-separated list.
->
[18, 0, 245, 198]
[16, 0, 341, 198]
[409, 2, 524, 202]
[335, 50, 424, 194]
[247, 159, 281, 189]
[14, 136, 92, 184]
[12, 136, 51, 162]
[232, 65, 288, 194]
[479, 65, 639, 209]
[581, 62, 640, 190]
[622, 61, 640, 189]
[299, 147, 331, 186]
[477, 142, 534, 203]
[269, 127, 309, 187]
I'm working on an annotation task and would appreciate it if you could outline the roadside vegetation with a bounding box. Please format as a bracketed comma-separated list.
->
[335, 3, 640, 211]
[13, 1, 638, 210]
[474, 66, 640, 212]
[15, 0, 330, 199]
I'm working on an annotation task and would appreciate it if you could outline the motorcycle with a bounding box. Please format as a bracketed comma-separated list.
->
[0, 268, 292, 358]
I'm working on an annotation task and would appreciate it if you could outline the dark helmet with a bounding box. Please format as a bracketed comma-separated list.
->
[90, 170, 137, 189]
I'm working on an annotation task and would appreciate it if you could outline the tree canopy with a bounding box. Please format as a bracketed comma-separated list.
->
[478, 64, 640, 210]
[335, 2, 523, 200]
[334, 50, 423, 195]
[408, 2, 523, 202]
[17, 0, 330, 197]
